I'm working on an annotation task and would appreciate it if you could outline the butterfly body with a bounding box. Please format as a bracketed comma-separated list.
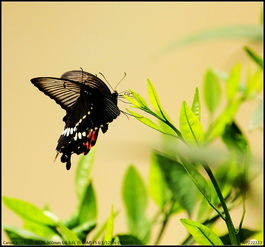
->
[31, 70, 120, 170]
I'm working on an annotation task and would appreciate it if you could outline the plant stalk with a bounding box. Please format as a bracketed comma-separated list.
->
[154, 212, 170, 245]
[203, 163, 239, 245]
[154, 201, 175, 245]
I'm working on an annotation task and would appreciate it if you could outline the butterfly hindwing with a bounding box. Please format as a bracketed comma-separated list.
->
[55, 87, 120, 170]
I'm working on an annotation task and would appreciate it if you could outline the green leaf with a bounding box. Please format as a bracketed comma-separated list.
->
[222, 121, 248, 154]
[3, 196, 55, 226]
[162, 25, 263, 53]
[72, 221, 96, 243]
[63, 213, 79, 229]
[77, 183, 97, 224]
[149, 153, 171, 209]
[220, 228, 259, 245]
[196, 198, 213, 223]
[226, 64, 241, 103]
[126, 109, 175, 136]
[75, 149, 95, 202]
[181, 219, 223, 245]
[4, 225, 48, 245]
[245, 69, 263, 99]
[91, 211, 119, 241]
[147, 79, 167, 119]
[122, 165, 150, 242]
[114, 234, 143, 245]
[23, 220, 61, 241]
[129, 89, 148, 108]
[179, 101, 204, 144]
[56, 223, 82, 245]
[123, 94, 141, 108]
[244, 46, 263, 68]
[212, 69, 229, 81]
[103, 206, 114, 245]
[214, 161, 238, 199]
[249, 100, 263, 130]
[179, 160, 212, 206]
[205, 98, 242, 142]
[154, 152, 197, 216]
[203, 69, 221, 114]
[191, 87, 201, 120]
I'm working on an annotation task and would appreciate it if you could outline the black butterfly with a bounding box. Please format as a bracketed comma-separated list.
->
[31, 70, 121, 170]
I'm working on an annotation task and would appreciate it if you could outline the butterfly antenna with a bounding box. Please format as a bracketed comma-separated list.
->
[118, 98, 132, 104]
[99, 72, 114, 91]
[120, 110, 130, 119]
[80, 67, 84, 83]
[118, 90, 132, 97]
[114, 72, 127, 90]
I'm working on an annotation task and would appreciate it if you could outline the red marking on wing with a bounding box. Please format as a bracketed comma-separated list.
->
[83, 129, 99, 154]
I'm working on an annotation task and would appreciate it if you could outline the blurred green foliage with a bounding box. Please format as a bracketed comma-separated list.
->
[3, 9, 263, 246]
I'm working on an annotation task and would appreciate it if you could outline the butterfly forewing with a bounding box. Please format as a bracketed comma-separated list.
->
[61, 70, 112, 96]
[31, 77, 82, 110]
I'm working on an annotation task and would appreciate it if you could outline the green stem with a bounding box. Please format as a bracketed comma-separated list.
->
[154, 213, 170, 245]
[154, 201, 175, 245]
[203, 163, 239, 245]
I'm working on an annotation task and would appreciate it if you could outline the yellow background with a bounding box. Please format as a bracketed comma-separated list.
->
[2, 2, 263, 244]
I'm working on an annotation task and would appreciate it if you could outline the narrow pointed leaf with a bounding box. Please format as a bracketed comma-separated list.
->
[191, 87, 201, 120]
[222, 121, 248, 153]
[56, 223, 81, 245]
[123, 94, 141, 107]
[3, 196, 55, 226]
[91, 211, 119, 241]
[129, 90, 148, 108]
[244, 46, 263, 68]
[126, 109, 174, 136]
[179, 101, 204, 144]
[103, 206, 114, 245]
[4, 225, 47, 245]
[23, 220, 62, 241]
[179, 160, 212, 205]
[75, 149, 95, 202]
[226, 64, 241, 103]
[154, 152, 197, 216]
[162, 25, 263, 53]
[205, 98, 242, 142]
[77, 183, 97, 224]
[122, 165, 150, 242]
[149, 152, 171, 209]
[181, 219, 223, 245]
[147, 79, 168, 119]
[203, 69, 221, 114]
[245, 69, 263, 99]
[72, 221, 96, 242]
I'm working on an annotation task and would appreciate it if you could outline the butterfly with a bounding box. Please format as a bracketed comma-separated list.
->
[31, 70, 121, 170]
